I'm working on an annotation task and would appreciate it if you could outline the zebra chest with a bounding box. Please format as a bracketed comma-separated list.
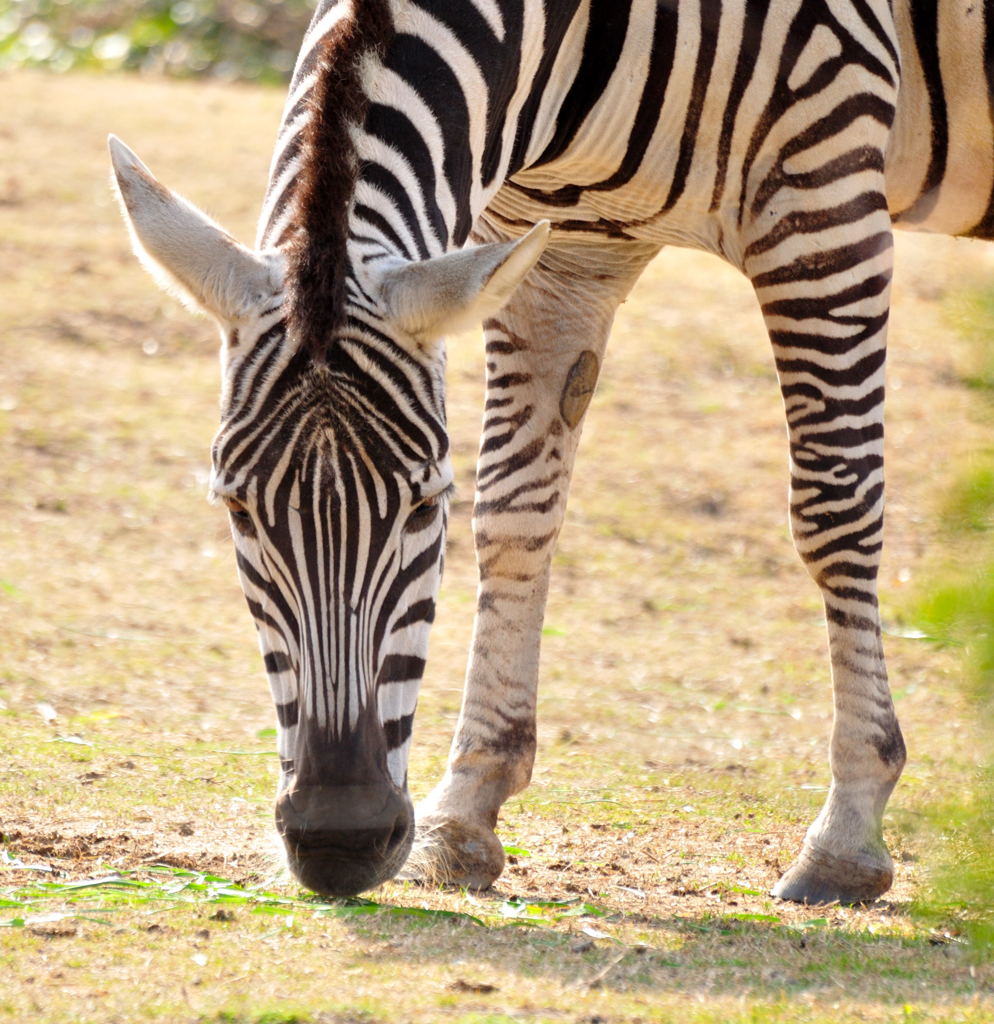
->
[484, 169, 728, 255]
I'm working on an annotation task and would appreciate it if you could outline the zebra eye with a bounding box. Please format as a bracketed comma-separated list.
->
[409, 493, 442, 518]
[406, 487, 451, 530]
[223, 496, 255, 534]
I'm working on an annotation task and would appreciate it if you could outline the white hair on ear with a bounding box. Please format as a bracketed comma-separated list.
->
[374, 221, 551, 350]
[109, 135, 280, 324]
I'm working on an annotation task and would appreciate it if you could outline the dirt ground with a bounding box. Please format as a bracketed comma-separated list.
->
[0, 810, 921, 935]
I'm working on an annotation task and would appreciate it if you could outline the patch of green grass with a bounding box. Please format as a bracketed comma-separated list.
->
[1, 716, 276, 812]
[0, 865, 490, 929]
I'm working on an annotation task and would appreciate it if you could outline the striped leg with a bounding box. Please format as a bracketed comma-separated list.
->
[404, 235, 656, 888]
[748, 184, 906, 904]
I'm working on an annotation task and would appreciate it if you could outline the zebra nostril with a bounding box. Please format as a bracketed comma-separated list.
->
[274, 782, 414, 895]
[385, 804, 412, 853]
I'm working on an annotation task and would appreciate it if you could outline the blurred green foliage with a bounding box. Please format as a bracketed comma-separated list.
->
[915, 568, 994, 953]
[911, 299, 994, 955]
[945, 286, 994, 394]
[0, 0, 315, 82]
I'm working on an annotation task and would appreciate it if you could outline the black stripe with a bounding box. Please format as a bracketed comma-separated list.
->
[227, 323, 288, 413]
[384, 33, 473, 244]
[362, 163, 433, 261]
[895, 0, 946, 224]
[521, 2, 677, 208]
[276, 699, 299, 728]
[487, 372, 532, 389]
[533, 0, 631, 169]
[377, 654, 427, 685]
[352, 202, 416, 260]
[712, 1, 770, 210]
[373, 533, 443, 652]
[334, 333, 446, 456]
[783, 384, 885, 430]
[824, 603, 881, 632]
[366, 103, 448, 250]
[775, 346, 887, 390]
[746, 192, 889, 260]
[411, 0, 524, 190]
[849, 0, 899, 72]
[582, 1, 678, 198]
[264, 651, 292, 674]
[662, 0, 721, 212]
[967, 4, 994, 238]
[752, 231, 893, 289]
[826, 585, 878, 604]
[508, 0, 584, 176]
[383, 713, 414, 750]
[392, 598, 436, 632]
[749, 96, 891, 220]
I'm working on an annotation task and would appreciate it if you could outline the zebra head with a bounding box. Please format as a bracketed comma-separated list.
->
[109, 137, 548, 895]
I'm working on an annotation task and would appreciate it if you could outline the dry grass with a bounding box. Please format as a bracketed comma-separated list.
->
[1, 70, 993, 1023]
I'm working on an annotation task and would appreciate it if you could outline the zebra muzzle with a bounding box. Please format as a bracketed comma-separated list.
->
[275, 782, 414, 896]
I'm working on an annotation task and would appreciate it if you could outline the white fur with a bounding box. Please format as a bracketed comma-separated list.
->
[108, 135, 280, 325]
[371, 220, 551, 344]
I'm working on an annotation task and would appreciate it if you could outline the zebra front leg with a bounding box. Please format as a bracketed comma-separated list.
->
[750, 195, 906, 904]
[405, 239, 656, 889]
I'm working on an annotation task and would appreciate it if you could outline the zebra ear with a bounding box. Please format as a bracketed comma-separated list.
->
[379, 221, 551, 344]
[108, 135, 278, 324]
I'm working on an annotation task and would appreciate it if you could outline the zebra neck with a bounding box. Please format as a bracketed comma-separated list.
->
[348, 0, 555, 262]
[260, 0, 569, 256]
[258, 0, 393, 358]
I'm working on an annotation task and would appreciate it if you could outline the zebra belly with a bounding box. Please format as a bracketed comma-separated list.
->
[483, 177, 728, 255]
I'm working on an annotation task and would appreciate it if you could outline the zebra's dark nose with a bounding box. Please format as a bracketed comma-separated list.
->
[275, 782, 414, 897]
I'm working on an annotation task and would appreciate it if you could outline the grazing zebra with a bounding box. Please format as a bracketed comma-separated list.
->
[109, 0, 988, 902]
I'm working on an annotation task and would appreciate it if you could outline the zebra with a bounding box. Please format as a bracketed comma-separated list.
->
[108, 0, 986, 902]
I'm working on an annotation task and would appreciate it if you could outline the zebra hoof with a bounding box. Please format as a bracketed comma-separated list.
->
[772, 843, 893, 905]
[397, 815, 505, 890]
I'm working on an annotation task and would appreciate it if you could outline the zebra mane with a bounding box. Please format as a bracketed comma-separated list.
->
[288, 0, 394, 360]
